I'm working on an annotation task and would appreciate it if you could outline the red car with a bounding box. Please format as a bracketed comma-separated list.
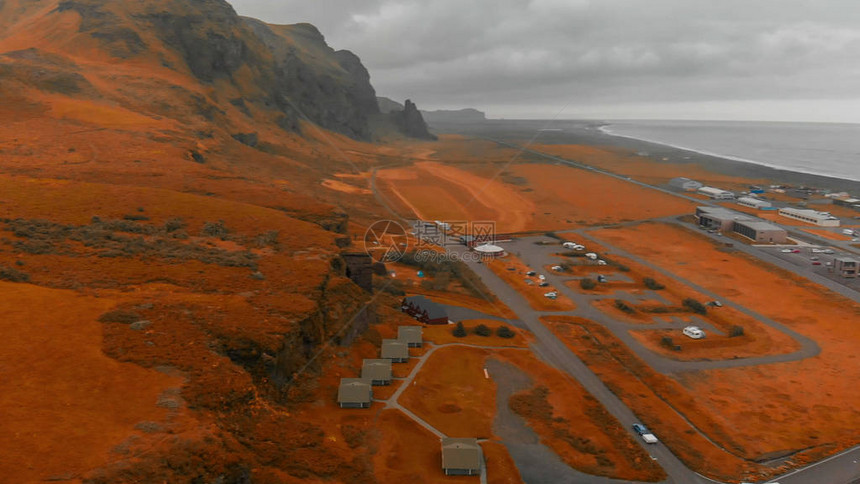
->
[812, 261, 822, 265]
[791, 249, 801, 253]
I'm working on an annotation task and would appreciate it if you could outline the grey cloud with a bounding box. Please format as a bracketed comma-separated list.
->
[228, 0, 860, 121]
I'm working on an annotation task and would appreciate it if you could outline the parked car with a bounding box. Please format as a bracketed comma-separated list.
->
[551, 265, 564, 271]
[597, 260, 608, 266]
[544, 291, 558, 299]
[780, 249, 792, 253]
[538, 274, 546, 281]
[812, 261, 822, 266]
[683, 326, 706, 339]
[526, 271, 536, 276]
[791, 249, 801, 253]
[706, 300, 723, 308]
[538, 281, 550, 287]
[632, 424, 658, 444]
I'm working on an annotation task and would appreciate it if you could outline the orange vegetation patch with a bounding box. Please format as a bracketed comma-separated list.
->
[507, 163, 695, 229]
[481, 441, 523, 484]
[541, 315, 757, 481]
[487, 256, 575, 311]
[371, 409, 477, 484]
[0, 282, 183, 483]
[528, 144, 766, 192]
[375, 161, 535, 233]
[400, 346, 496, 438]
[321, 178, 371, 195]
[423, 319, 529, 347]
[802, 228, 852, 241]
[592, 222, 860, 470]
[498, 349, 666, 481]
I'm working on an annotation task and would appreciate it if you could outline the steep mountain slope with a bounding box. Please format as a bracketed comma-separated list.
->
[0, 0, 380, 140]
[0, 1, 439, 482]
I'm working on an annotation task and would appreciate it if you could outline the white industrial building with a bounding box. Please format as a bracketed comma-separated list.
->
[668, 177, 703, 191]
[778, 207, 840, 227]
[737, 197, 772, 209]
[698, 186, 735, 200]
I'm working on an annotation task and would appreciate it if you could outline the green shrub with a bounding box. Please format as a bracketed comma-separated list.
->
[614, 299, 635, 314]
[496, 326, 516, 338]
[683, 298, 707, 315]
[729, 325, 745, 337]
[643, 277, 665, 290]
[580, 278, 596, 290]
[474, 324, 491, 337]
[660, 336, 674, 348]
[0, 265, 30, 282]
[452, 321, 467, 338]
[201, 220, 229, 238]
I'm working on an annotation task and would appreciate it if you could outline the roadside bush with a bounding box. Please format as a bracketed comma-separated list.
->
[580, 278, 596, 290]
[729, 325, 745, 337]
[643, 277, 665, 290]
[496, 326, 515, 338]
[614, 299, 635, 314]
[683, 298, 707, 315]
[452, 321, 467, 338]
[660, 336, 674, 348]
[474, 324, 491, 337]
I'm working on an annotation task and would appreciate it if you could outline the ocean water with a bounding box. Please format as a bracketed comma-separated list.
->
[599, 120, 860, 182]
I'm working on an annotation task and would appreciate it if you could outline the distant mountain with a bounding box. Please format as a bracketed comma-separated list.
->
[421, 108, 487, 125]
[377, 96, 404, 114]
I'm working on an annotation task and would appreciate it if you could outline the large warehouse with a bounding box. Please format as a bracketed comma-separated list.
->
[698, 186, 735, 200]
[732, 220, 788, 243]
[695, 207, 787, 243]
[778, 207, 840, 227]
[737, 197, 772, 209]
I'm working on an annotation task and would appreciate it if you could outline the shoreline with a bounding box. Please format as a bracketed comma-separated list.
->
[595, 124, 860, 183]
[427, 119, 860, 193]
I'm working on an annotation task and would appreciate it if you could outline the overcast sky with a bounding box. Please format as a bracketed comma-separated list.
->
[229, 0, 860, 122]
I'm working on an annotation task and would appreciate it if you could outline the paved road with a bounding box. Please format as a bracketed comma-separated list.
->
[507, 234, 822, 373]
[446, 244, 713, 484]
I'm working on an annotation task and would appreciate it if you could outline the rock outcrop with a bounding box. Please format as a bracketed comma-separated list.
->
[388, 99, 437, 140]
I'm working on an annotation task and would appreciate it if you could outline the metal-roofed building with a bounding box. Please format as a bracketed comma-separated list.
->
[397, 326, 423, 347]
[732, 220, 787, 243]
[698, 186, 735, 200]
[441, 438, 482, 476]
[668, 177, 703, 191]
[778, 207, 840, 227]
[695, 206, 750, 231]
[361, 359, 393, 386]
[381, 339, 409, 363]
[737, 197, 772, 210]
[401, 295, 449, 325]
[833, 258, 859, 278]
[337, 378, 372, 408]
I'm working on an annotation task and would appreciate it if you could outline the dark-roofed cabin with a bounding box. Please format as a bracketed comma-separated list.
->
[401, 295, 448, 325]
[398, 325, 423, 347]
[381, 339, 409, 363]
[441, 437, 481, 476]
[361, 359, 392, 385]
[337, 378, 372, 408]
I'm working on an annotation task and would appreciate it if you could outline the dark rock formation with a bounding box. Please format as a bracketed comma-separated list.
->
[389, 99, 437, 140]
[341, 252, 374, 293]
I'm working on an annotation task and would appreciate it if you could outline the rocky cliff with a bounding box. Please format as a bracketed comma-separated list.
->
[387, 99, 438, 140]
[1, 0, 382, 140]
[421, 107, 487, 125]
